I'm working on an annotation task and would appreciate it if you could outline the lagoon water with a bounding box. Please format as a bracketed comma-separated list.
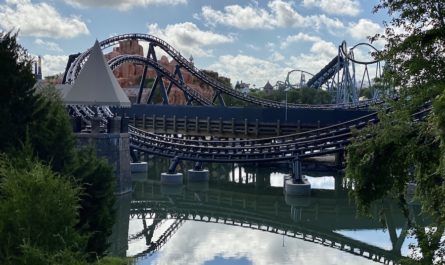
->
[110, 157, 422, 265]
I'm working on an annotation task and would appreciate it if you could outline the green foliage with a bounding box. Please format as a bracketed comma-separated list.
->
[0, 154, 86, 265]
[0, 31, 118, 263]
[0, 31, 39, 152]
[346, 0, 445, 263]
[32, 87, 77, 173]
[19, 245, 88, 265]
[69, 148, 116, 260]
[95, 256, 133, 265]
[248, 87, 332, 105]
[359, 87, 372, 99]
[400, 226, 445, 265]
[0, 32, 77, 173]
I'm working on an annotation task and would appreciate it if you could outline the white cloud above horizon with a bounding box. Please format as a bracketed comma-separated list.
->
[199, 0, 345, 31]
[35, 39, 63, 53]
[41, 54, 68, 77]
[147, 22, 234, 58]
[208, 54, 291, 87]
[5, 0, 387, 87]
[0, 0, 89, 39]
[64, 0, 187, 11]
[348, 18, 382, 40]
[303, 0, 361, 16]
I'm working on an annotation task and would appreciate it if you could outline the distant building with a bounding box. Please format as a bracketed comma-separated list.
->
[263, 81, 273, 95]
[34, 55, 42, 80]
[235, 80, 250, 94]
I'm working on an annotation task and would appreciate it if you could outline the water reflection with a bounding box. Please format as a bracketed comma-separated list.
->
[109, 157, 427, 264]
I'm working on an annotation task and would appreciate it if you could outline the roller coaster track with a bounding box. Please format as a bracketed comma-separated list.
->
[64, 33, 377, 109]
[109, 55, 212, 106]
[128, 111, 378, 163]
[129, 111, 378, 147]
[133, 217, 186, 259]
[128, 107, 429, 163]
[306, 55, 345, 89]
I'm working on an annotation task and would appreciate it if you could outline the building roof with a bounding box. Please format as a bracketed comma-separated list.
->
[63, 40, 131, 107]
[263, 81, 273, 90]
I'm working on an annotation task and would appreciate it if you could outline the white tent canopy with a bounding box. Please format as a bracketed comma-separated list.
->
[63, 40, 131, 107]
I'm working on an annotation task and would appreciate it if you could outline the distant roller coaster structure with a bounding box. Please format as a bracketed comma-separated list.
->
[278, 41, 386, 104]
[63, 34, 387, 108]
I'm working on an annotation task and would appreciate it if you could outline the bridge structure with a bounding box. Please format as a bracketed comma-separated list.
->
[123, 179, 426, 264]
[62, 33, 407, 192]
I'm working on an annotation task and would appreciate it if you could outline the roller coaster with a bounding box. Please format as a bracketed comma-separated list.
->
[63, 33, 387, 108]
[279, 42, 386, 104]
[63, 34, 415, 177]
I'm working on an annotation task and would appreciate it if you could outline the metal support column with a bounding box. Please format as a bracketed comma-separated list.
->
[292, 155, 302, 182]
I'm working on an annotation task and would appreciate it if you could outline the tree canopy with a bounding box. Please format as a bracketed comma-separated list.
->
[346, 1, 445, 263]
[0, 31, 123, 263]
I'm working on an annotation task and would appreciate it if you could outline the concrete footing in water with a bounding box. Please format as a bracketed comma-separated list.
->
[284, 175, 311, 196]
[130, 162, 148, 173]
[187, 169, 209, 182]
[160, 172, 183, 185]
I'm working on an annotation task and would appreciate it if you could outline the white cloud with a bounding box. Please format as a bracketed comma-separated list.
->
[303, 0, 361, 16]
[34, 39, 63, 53]
[41, 55, 68, 77]
[199, 0, 344, 31]
[266, 42, 276, 50]
[65, 0, 186, 10]
[281, 33, 322, 48]
[201, 5, 274, 29]
[348, 19, 382, 41]
[308, 14, 345, 30]
[287, 39, 338, 75]
[147, 22, 234, 57]
[267, 0, 305, 27]
[246, 43, 260, 51]
[270, 51, 285, 61]
[208, 54, 291, 87]
[309, 40, 338, 57]
[0, 0, 89, 39]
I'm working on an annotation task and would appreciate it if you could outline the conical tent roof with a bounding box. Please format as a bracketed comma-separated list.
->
[63, 40, 131, 107]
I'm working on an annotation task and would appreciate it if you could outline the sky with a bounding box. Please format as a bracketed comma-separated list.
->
[0, 0, 389, 87]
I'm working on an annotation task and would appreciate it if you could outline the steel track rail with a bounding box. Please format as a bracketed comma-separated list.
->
[109, 55, 212, 105]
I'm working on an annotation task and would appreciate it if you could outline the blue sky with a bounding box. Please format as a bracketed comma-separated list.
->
[0, 0, 388, 87]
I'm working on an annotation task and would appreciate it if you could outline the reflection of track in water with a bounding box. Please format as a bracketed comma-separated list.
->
[131, 200, 401, 264]
[129, 181, 422, 264]
[132, 217, 186, 259]
[128, 213, 167, 242]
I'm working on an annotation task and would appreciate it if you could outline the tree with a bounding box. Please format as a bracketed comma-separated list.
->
[346, 1, 445, 263]
[0, 32, 118, 261]
[68, 148, 116, 261]
[0, 153, 86, 265]
[0, 31, 40, 152]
